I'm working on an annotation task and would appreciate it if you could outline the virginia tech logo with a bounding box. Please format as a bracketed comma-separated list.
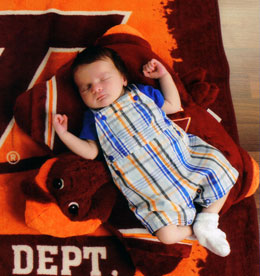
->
[0, 10, 131, 168]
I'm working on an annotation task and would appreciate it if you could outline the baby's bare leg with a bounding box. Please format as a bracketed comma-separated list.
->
[156, 224, 193, 245]
[202, 193, 229, 214]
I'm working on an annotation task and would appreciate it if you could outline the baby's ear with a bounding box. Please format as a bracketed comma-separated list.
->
[123, 75, 128, 86]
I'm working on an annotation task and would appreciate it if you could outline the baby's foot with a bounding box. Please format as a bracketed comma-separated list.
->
[193, 212, 230, 257]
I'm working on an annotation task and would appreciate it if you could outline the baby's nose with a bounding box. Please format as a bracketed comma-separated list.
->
[92, 83, 102, 93]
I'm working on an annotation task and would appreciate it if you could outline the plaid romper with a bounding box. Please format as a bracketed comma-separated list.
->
[93, 84, 239, 234]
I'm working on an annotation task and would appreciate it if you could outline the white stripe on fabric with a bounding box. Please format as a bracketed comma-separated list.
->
[45, 76, 57, 149]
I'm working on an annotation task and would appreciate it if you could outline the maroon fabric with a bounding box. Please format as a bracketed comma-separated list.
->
[0, 13, 125, 135]
[164, 0, 239, 143]
[0, 235, 135, 276]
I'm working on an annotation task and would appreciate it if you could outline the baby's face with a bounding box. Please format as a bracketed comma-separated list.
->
[74, 57, 127, 109]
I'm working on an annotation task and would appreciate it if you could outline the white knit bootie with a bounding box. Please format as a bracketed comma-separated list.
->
[193, 212, 230, 257]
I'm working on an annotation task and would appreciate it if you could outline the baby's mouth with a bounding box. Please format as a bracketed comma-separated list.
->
[97, 94, 106, 101]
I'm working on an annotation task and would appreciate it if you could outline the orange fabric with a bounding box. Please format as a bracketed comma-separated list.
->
[25, 200, 103, 238]
[0, 172, 40, 235]
[245, 157, 260, 197]
[103, 24, 145, 39]
[0, 0, 178, 65]
[164, 242, 208, 275]
[0, 122, 48, 163]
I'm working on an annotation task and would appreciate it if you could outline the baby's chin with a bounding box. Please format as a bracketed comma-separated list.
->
[91, 97, 113, 109]
[97, 97, 113, 108]
[97, 94, 123, 108]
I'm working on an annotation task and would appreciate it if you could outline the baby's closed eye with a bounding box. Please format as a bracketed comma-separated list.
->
[101, 75, 112, 81]
[79, 84, 92, 93]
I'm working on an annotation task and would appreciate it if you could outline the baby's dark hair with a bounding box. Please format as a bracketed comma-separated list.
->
[71, 45, 128, 80]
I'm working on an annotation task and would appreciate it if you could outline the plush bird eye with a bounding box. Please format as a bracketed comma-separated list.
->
[52, 178, 64, 190]
[68, 202, 79, 216]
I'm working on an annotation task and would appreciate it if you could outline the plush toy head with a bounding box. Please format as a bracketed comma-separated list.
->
[46, 154, 116, 221]
[22, 153, 117, 237]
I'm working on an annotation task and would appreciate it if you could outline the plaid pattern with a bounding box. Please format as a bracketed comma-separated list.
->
[94, 85, 239, 233]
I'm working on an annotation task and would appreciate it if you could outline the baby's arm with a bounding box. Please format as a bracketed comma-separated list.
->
[143, 59, 182, 114]
[53, 114, 99, 160]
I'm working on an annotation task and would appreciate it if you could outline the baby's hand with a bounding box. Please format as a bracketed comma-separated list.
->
[143, 59, 169, 79]
[53, 114, 68, 135]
